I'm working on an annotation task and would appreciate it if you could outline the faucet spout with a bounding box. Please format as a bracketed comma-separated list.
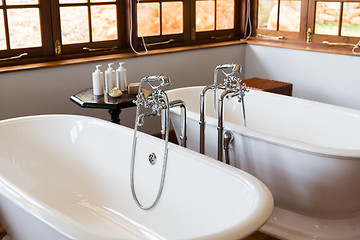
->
[137, 111, 157, 126]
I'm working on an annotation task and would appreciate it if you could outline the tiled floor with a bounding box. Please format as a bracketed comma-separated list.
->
[245, 231, 280, 240]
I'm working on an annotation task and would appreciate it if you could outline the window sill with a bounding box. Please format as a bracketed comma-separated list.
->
[0, 40, 247, 74]
[246, 38, 360, 57]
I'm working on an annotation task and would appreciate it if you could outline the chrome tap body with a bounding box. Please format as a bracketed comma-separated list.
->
[130, 74, 171, 210]
[199, 63, 247, 162]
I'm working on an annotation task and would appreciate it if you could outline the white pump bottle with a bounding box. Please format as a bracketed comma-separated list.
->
[92, 65, 104, 95]
[105, 63, 116, 94]
[116, 62, 128, 92]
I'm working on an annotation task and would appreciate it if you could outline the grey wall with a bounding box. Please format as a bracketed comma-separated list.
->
[244, 45, 360, 110]
[0, 45, 246, 134]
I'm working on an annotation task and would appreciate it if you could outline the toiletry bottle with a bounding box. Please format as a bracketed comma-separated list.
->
[105, 63, 116, 94]
[116, 62, 128, 92]
[92, 65, 104, 96]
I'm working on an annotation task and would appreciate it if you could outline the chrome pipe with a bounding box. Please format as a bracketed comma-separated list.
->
[223, 130, 234, 165]
[217, 90, 237, 161]
[200, 85, 216, 154]
[170, 100, 187, 147]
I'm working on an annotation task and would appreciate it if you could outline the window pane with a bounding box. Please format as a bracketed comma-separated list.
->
[59, 0, 87, 3]
[91, 5, 117, 41]
[196, 0, 215, 32]
[315, 2, 340, 35]
[217, 0, 234, 30]
[60, 6, 89, 44]
[279, 0, 301, 32]
[162, 2, 183, 35]
[341, 2, 360, 37]
[258, 0, 277, 30]
[0, 10, 6, 50]
[7, 8, 41, 49]
[137, 2, 160, 37]
[6, 0, 38, 5]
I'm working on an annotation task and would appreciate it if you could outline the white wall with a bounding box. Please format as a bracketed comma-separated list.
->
[0, 45, 246, 134]
[245, 45, 360, 110]
[2, 43, 359, 134]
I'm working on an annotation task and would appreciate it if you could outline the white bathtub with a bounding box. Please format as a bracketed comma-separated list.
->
[167, 86, 360, 240]
[0, 115, 273, 240]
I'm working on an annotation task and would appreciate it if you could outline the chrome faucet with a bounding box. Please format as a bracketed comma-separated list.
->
[199, 63, 247, 162]
[130, 74, 172, 210]
[130, 74, 187, 210]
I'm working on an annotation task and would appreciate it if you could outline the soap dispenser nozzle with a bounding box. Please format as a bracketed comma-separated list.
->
[107, 63, 114, 69]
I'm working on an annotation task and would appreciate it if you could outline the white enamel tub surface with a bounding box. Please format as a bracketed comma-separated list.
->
[167, 86, 360, 240]
[0, 115, 273, 240]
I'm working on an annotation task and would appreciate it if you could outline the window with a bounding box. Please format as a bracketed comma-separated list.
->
[51, 0, 124, 55]
[133, 0, 189, 49]
[0, 0, 52, 61]
[0, 0, 242, 66]
[254, 0, 360, 49]
[308, 0, 360, 44]
[255, 0, 307, 41]
[132, 0, 241, 50]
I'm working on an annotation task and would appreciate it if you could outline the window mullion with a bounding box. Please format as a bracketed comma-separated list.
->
[2, 4, 10, 50]
[160, 0, 163, 35]
[214, 0, 217, 30]
[87, 1, 93, 43]
[49, 0, 61, 55]
[276, 0, 280, 31]
[338, 1, 344, 36]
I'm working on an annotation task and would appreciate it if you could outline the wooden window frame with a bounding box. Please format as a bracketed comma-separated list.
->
[50, 0, 126, 55]
[131, 0, 243, 50]
[251, 0, 360, 55]
[252, 0, 309, 42]
[0, 1, 53, 60]
[131, 0, 191, 51]
[0, 0, 248, 68]
[307, 0, 360, 45]
[194, 0, 242, 42]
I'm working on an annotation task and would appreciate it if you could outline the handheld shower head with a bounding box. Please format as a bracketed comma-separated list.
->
[141, 74, 171, 89]
[216, 63, 242, 74]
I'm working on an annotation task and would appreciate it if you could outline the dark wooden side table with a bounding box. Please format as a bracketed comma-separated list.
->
[70, 88, 137, 124]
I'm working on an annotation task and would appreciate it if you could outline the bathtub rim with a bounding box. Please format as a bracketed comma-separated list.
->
[0, 114, 274, 240]
[167, 86, 360, 160]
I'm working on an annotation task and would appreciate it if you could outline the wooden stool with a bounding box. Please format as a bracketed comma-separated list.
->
[242, 77, 293, 96]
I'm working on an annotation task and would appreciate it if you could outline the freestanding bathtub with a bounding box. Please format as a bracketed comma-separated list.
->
[167, 86, 360, 240]
[0, 114, 273, 240]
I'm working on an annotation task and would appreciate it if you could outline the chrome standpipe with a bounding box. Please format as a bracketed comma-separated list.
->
[130, 74, 171, 210]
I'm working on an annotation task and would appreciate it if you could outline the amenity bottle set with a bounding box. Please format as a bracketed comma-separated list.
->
[92, 62, 128, 96]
